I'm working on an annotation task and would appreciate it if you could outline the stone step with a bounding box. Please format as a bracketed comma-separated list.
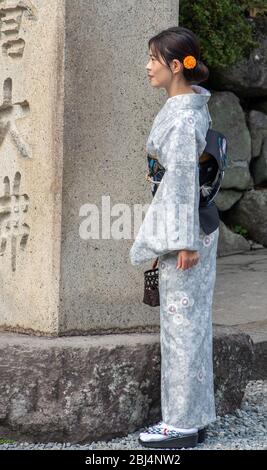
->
[0, 328, 254, 444]
[225, 321, 267, 380]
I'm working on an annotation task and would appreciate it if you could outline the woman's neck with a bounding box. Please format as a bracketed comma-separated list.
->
[167, 84, 195, 98]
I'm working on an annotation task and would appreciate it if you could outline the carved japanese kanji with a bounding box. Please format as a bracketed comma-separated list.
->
[0, 77, 31, 159]
[0, 171, 30, 271]
[0, 0, 37, 58]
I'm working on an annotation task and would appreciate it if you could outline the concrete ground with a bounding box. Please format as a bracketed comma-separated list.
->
[213, 247, 267, 379]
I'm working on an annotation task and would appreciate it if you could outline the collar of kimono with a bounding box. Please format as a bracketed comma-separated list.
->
[165, 84, 211, 110]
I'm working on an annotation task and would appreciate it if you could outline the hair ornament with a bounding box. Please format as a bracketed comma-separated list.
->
[183, 55, 197, 69]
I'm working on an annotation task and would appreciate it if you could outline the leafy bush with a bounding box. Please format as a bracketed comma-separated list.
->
[238, 0, 267, 9]
[232, 224, 249, 237]
[179, 0, 266, 69]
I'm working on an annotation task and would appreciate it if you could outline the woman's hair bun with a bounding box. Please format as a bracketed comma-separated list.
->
[148, 26, 209, 84]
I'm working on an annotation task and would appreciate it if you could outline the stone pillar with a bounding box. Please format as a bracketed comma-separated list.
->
[0, 0, 179, 336]
[0, 0, 65, 335]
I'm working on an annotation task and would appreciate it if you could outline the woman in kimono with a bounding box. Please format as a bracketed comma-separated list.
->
[129, 27, 219, 449]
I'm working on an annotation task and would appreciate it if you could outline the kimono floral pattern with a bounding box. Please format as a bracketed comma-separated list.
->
[158, 224, 219, 428]
[129, 86, 213, 265]
[129, 84, 219, 428]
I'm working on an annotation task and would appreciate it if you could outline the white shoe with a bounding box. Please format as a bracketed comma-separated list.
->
[139, 421, 198, 449]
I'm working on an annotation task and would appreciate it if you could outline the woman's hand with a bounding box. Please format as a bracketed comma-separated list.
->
[176, 250, 199, 270]
[152, 257, 159, 269]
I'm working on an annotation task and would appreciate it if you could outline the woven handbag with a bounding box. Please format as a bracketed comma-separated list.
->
[143, 267, 160, 307]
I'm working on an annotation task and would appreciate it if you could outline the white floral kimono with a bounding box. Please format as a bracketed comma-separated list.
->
[130, 84, 219, 429]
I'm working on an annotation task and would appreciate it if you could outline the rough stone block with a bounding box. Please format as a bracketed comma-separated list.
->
[0, 329, 254, 443]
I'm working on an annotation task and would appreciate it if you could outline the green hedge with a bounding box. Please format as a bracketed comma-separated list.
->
[179, 0, 266, 69]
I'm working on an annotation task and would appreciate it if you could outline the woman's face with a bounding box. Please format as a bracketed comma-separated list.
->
[146, 46, 181, 89]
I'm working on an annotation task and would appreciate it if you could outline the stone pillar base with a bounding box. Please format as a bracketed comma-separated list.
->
[0, 327, 254, 443]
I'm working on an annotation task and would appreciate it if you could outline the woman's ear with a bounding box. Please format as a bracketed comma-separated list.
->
[171, 58, 182, 75]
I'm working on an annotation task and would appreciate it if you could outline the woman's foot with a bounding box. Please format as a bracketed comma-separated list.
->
[138, 421, 199, 449]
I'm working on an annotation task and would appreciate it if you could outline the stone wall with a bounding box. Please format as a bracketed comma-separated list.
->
[208, 15, 267, 256]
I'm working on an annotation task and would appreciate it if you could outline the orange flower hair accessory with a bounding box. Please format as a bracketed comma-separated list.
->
[183, 55, 197, 69]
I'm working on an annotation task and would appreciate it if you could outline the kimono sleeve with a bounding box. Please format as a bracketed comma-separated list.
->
[129, 116, 200, 266]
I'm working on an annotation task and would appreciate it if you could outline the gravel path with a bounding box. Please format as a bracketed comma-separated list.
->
[0, 380, 266, 450]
